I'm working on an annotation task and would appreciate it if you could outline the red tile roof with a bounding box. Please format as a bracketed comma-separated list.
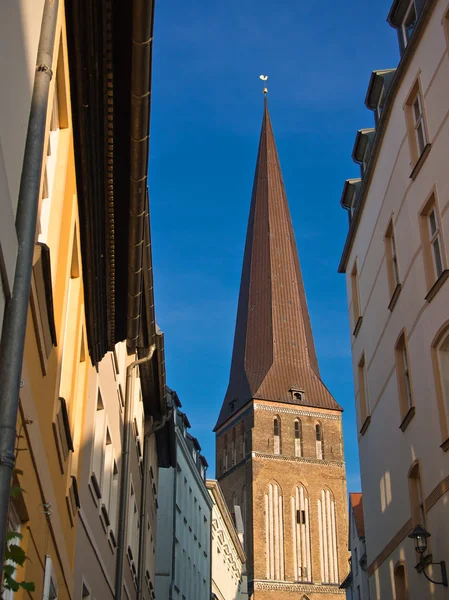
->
[350, 492, 365, 538]
[215, 100, 342, 430]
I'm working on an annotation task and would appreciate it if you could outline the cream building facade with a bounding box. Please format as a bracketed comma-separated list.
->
[339, 0, 449, 598]
[207, 479, 247, 600]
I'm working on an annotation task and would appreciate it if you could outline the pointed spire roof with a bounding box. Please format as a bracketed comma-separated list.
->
[215, 100, 342, 430]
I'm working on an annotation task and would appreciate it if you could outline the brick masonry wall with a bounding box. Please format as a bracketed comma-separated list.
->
[216, 400, 348, 599]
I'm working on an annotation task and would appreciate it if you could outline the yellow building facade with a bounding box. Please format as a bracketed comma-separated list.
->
[0, 0, 172, 598]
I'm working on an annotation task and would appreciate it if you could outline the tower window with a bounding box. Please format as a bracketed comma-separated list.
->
[315, 424, 324, 460]
[294, 419, 303, 458]
[273, 417, 281, 455]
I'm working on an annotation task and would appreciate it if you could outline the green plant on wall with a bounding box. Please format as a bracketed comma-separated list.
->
[2, 421, 35, 593]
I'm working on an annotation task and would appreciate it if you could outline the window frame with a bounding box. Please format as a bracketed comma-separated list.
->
[350, 261, 362, 336]
[404, 77, 429, 169]
[395, 331, 415, 430]
[401, 0, 417, 48]
[419, 191, 447, 297]
[385, 219, 401, 309]
[358, 353, 370, 435]
[408, 461, 427, 529]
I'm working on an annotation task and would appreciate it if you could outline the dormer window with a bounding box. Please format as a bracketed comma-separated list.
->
[340, 178, 361, 225]
[290, 388, 304, 403]
[365, 69, 396, 127]
[388, 0, 421, 56]
[352, 129, 375, 178]
[402, 1, 417, 47]
[376, 86, 385, 125]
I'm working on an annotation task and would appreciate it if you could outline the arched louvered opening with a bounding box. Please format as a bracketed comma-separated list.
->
[291, 484, 311, 582]
[315, 422, 324, 460]
[294, 419, 303, 457]
[231, 427, 236, 466]
[265, 482, 285, 580]
[273, 416, 281, 455]
[240, 421, 245, 459]
[317, 488, 338, 584]
[223, 434, 228, 472]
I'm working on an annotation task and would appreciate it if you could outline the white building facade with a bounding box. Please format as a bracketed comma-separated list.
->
[207, 479, 247, 600]
[340, 494, 369, 600]
[155, 391, 212, 600]
[339, 0, 449, 598]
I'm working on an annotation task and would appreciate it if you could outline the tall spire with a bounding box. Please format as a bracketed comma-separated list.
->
[216, 100, 341, 430]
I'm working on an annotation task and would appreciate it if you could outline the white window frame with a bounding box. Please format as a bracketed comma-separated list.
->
[428, 207, 444, 279]
[389, 229, 400, 287]
[412, 90, 427, 156]
[91, 391, 106, 491]
[402, 0, 417, 47]
[376, 86, 385, 124]
[43, 555, 58, 600]
[349, 187, 357, 218]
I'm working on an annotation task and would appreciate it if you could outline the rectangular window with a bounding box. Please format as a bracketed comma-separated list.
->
[354, 547, 359, 575]
[385, 220, 401, 307]
[420, 194, 446, 295]
[351, 262, 362, 336]
[43, 555, 58, 600]
[396, 333, 414, 424]
[402, 1, 417, 48]
[358, 354, 370, 433]
[405, 80, 428, 166]
[409, 462, 426, 528]
[91, 391, 105, 497]
[429, 207, 444, 279]
[376, 86, 385, 126]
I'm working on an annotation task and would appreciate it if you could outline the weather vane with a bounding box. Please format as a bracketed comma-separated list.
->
[259, 74, 268, 95]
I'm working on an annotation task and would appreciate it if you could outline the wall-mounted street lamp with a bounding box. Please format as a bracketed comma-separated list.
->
[408, 525, 448, 587]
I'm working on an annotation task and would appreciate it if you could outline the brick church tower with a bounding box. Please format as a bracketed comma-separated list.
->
[214, 99, 348, 599]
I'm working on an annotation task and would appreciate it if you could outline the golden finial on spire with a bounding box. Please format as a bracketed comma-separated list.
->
[259, 74, 268, 95]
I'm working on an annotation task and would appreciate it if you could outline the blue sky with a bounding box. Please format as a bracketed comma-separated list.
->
[149, 0, 399, 492]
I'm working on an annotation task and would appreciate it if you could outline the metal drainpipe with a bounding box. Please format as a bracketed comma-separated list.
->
[114, 346, 155, 600]
[0, 0, 59, 567]
[136, 407, 172, 600]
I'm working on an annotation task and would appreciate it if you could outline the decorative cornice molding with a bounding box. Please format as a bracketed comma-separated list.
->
[253, 580, 345, 594]
[254, 403, 341, 421]
[252, 452, 344, 468]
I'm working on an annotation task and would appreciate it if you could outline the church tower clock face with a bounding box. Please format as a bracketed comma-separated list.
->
[214, 100, 348, 599]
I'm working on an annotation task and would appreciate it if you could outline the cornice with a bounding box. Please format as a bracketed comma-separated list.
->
[253, 580, 345, 594]
[254, 403, 341, 421]
[252, 452, 345, 469]
[338, 0, 437, 273]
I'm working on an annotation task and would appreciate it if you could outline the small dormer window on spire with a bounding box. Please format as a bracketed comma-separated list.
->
[290, 388, 304, 403]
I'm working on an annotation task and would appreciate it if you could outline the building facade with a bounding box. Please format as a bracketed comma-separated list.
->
[339, 1, 449, 598]
[340, 494, 369, 600]
[155, 390, 212, 600]
[215, 99, 348, 600]
[207, 479, 247, 600]
[0, 0, 173, 597]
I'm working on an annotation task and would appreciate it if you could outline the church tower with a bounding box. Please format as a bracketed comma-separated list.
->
[215, 99, 348, 599]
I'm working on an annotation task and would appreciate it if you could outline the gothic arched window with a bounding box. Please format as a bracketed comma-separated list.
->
[317, 488, 338, 584]
[294, 419, 303, 458]
[315, 423, 323, 460]
[273, 417, 281, 455]
[240, 421, 245, 459]
[292, 484, 311, 581]
[265, 482, 285, 580]
[231, 428, 236, 466]
[223, 434, 228, 472]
